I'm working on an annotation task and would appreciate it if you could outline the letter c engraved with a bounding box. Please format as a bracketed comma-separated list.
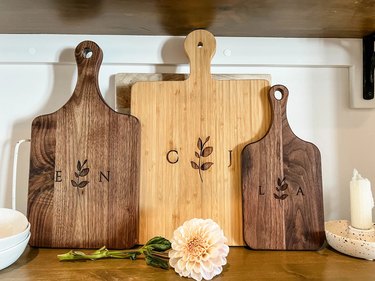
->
[166, 150, 179, 164]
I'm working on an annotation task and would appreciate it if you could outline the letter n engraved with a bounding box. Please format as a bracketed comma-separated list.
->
[55, 170, 62, 182]
[99, 171, 110, 182]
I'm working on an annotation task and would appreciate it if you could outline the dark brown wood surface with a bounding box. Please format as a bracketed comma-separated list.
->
[0, 0, 374, 37]
[2, 246, 375, 281]
[241, 85, 325, 250]
[28, 41, 140, 249]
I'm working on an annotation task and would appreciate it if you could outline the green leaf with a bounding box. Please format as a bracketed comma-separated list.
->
[129, 252, 138, 260]
[145, 236, 165, 246]
[145, 236, 171, 252]
[145, 255, 169, 270]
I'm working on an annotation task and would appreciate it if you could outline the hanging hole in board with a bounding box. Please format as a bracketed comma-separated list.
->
[83, 48, 93, 59]
[274, 90, 283, 100]
[197, 42, 203, 48]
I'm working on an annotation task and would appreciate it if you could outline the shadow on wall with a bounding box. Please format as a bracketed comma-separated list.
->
[2, 45, 121, 213]
[2, 49, 76, 213]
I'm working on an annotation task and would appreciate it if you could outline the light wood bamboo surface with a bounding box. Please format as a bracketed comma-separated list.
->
[130, 30, 271, 245]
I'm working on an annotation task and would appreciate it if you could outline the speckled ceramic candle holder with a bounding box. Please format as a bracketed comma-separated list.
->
[325, 220, 375, 260]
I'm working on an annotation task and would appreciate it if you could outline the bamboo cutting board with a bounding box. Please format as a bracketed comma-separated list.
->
[116, 73, 271, 113]
[241, 85, 325, 250]
[28, 41, 140, 249]
[131, 30, 271, 245]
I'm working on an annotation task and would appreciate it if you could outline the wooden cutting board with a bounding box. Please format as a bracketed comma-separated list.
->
[131, 30, 271, 245]
[116, 73, 271, 113]
[241, 85, 325, 250]
[27, 41, 140, 249]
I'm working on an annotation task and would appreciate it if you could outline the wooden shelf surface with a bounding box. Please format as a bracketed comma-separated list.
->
[1, 246, 375, 280]
[1, 0, 374, 37]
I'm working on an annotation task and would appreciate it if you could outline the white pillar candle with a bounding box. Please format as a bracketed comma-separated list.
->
[350, 169, 374, 230]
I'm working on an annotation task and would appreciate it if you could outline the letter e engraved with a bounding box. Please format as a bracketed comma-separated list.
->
[99, 171, 110, 182]
[55, 170, 62, 182]
[296, 186, 305, 196]
[258, 186, 265, 195]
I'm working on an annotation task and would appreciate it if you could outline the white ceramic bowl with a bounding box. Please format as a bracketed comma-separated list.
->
[0, 223, 30, 252]
[0, 233, 30, 270]
[0, 208, 28, 238]
[325, 220, 375, 260]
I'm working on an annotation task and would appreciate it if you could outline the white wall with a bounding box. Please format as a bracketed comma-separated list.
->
[1, 34, 374, 222]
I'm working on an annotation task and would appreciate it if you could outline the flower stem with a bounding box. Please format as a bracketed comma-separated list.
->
[57, 236, 171, 270]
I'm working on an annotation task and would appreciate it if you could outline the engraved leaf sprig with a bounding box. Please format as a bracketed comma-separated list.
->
[274, 177, 288, 200]
[71, 159, 89, 189]
[191, 136, 213, 182]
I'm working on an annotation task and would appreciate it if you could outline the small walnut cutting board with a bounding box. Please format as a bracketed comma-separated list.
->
[241, 85, 325, 250]
[131, 30, 271, 245]
[28, 41, 140, 249]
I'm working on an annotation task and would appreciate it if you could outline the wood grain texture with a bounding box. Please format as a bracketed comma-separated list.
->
[131, 30, 271, 245]
[28, 41, 140, 249]
[0, 0, 374, 37]
[241, 85, 325, 250]
[116, 73, 271, 113]
[3, 246, 375, 281]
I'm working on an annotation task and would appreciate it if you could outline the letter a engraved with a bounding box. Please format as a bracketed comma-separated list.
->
[296, 186, 305, 196]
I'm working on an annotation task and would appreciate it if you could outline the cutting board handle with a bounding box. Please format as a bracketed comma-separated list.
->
[73, 41, 103, 99]
[184, 30, 216, 81]
[268, 84, 291, 132]
[269, 84, 289, 107]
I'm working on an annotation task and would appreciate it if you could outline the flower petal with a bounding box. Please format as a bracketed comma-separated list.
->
[169, 218, 229, 281]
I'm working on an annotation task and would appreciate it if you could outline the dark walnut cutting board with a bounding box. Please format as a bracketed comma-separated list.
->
[28, 41, 140, 249]
[131, 30, 271, 245]
[241, 85, 325, 250]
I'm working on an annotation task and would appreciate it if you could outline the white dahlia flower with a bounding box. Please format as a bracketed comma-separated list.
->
[169, 218, 229, 281]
